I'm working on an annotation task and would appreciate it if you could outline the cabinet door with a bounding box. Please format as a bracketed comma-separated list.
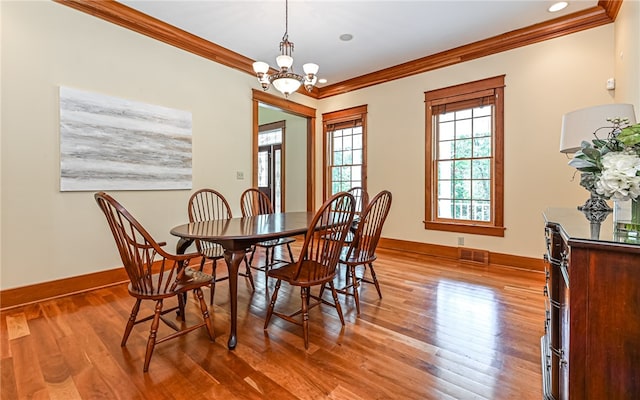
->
[577, 247, 640, 398]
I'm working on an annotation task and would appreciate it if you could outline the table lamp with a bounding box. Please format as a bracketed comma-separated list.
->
[560, 104, 637, 237]
[560, 103, 636, 153]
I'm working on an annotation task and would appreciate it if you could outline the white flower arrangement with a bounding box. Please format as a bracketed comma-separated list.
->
[594, 150, 640, 200]
[569, 117, 640, 201]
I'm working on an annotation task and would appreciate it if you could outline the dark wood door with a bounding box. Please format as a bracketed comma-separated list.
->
[258, 144, 282, 212]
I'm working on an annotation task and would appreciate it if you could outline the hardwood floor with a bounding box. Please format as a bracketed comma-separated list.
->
[1, 246, 546, 399]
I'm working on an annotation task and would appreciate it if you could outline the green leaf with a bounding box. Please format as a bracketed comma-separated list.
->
[568, 158, 595, 169]
[618, 133, 640, 146]
[581, 147, 601, 159]
[617, 124, 640, 146]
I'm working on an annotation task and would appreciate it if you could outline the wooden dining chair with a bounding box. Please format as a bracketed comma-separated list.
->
[188, 188, 255, 304]
[336, 190, 392, 315]
[240, 188, 296, 281]
[264, 192, 356, 349]
[94, 192, 215, 372]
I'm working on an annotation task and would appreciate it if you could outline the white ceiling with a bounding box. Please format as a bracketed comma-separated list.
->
[118, 0, 598, 87]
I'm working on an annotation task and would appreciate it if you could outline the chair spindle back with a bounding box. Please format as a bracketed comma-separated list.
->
[240, 188, 274, 217]
[95, 192, 181, 295]
[188, 189, 233, 254]
[294, 192, 355, 282]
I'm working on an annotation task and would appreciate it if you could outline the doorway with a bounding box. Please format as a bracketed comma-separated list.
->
[252, 89, 317, 212]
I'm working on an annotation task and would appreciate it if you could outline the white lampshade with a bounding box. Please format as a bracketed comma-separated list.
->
[252, 61, 269, 74]
[276, 55, 293, 70]
[272, 77, 302, 96]
[560, 103, 637, 153]
[303, 63, 319, 76]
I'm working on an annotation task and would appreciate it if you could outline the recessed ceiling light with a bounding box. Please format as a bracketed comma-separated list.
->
[339, 33, 353, 42]
[318, 78, 327, 84]
[548, 2, 568, 12]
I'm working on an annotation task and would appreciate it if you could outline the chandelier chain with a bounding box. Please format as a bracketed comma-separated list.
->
[284, 0, 288, 40]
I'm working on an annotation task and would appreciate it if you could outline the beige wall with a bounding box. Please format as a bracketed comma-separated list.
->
[615, 0, 640, 108]
[1, 1, 637, 290]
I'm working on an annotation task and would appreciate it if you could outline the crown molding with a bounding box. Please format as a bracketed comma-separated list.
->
[317, 1, 619, 98]
[54, 0, 621, 99]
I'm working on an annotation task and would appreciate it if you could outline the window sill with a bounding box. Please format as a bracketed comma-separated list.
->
[424, 221, 505, 237]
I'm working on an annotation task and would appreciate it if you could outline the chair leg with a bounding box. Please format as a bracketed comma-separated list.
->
[368, 262, 382, 298]
[350, 265, 361, 315]
[286, 243, 295, 263]
[143, 300, 163, 372]
[243, 255, 256, 291]
[264, 247, 273, 282]
[194, 288, 215, 341]
[246, 246, 254, 267]
[301, 286, 310, 349]
[177, 293, 186, 322]
[185, 256, 208, 307]
[264, 280, 282, 329]
[210, 260, 218, 305]
[329, 281, 345, 326]
[319, 282, 326, 299]
[122, 299, 141, 346]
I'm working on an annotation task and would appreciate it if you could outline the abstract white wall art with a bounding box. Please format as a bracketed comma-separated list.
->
[59, 86, 192, 191]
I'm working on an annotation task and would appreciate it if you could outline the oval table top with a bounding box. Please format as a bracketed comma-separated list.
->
[170, 211, 315, 246]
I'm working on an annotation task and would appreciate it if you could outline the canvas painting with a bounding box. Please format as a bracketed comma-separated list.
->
[59, 86, 192, 191]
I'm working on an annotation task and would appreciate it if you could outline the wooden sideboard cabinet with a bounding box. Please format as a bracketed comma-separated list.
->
[542, 208, 640, 400]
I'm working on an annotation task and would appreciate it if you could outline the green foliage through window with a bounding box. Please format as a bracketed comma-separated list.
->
[436, 106, 493, 222]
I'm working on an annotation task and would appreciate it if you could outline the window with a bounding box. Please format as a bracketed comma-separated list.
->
[425, 76, 505, 237]
[322, 105, 367, 199]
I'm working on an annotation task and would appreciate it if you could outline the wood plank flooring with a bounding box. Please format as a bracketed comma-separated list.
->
[1, 246, 546, 399]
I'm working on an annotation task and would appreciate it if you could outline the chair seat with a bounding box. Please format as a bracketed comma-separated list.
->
[256, 236, 296, 248]
[128, 267, 214, 298]
[201, 243, 254, 259]
[268, 260, 334, 286]
[177, 267, 216, 289]
[200, 243, 225, 259]
[340, 246, 377, 265]
[322, 230, 355, 244]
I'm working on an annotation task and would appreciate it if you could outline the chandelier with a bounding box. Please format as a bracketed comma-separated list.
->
[252, 0, 319, 97]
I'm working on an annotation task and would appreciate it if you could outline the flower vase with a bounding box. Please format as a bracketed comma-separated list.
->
[632, 198, 640, 227]
[614, 198, 640, 239]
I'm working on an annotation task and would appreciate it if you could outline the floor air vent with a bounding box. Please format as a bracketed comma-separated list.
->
[458, 247, 489, 265]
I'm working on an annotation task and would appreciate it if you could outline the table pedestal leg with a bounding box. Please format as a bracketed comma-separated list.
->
[223, 249, 245, 350]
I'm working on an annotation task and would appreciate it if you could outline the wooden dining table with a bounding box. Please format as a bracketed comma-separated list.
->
[170, 211, 315, 350]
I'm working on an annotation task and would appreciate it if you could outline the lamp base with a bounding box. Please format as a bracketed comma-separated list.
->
[577, 194, 612, 223]
[577, 195, 612, 239]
